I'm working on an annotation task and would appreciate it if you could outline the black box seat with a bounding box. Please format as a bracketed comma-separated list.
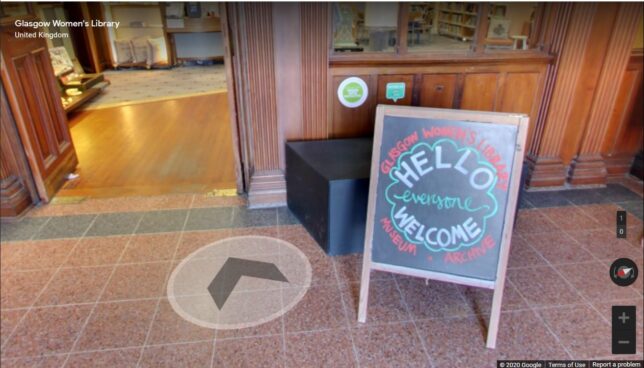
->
[285, 138, 373, 255]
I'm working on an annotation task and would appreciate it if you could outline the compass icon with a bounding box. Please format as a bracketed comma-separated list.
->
[609, 258, 639, 287]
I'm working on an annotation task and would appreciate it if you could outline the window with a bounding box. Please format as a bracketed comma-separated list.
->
[484, 3, 539, 51]
[333, 3, 399, 53]
[407, 2, 477, 52]
[331, 2, 544, 57]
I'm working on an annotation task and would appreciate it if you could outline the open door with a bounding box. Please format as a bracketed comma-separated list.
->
[0, 16, 78, 203]
[221, 4, 247, 193]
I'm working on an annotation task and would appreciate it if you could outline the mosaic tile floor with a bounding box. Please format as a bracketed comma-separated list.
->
[1, 185, 643, 367]
[81, 65, 228, 110]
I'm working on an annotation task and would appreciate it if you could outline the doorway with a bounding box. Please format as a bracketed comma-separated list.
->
[36, 2, 241, 199]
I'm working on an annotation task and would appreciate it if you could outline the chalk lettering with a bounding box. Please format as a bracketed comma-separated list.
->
[392, 190, 489, 212]
[391, 143, 496, 191]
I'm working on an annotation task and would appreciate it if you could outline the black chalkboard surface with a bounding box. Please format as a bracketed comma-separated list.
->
[371, 116, 517, 281]
[358, 105, 529, 349]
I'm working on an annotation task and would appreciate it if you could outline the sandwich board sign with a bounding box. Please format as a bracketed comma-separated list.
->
[358, 105, 528, 349]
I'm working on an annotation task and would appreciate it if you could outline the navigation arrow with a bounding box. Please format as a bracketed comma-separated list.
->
[208, 257, 289, 309]
[618, 267, 632, 278]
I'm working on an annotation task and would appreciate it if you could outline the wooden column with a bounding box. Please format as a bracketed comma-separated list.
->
[1, 85, 37, 218]
[274, 3, 302, 151]
[231, 3, 284, 208]
[602, 52, 643, 178]
[526, 3, 591, 187]
[230, 3, 329, 207]
[568, 3, 643, 185]
[300, 3, 329, 140]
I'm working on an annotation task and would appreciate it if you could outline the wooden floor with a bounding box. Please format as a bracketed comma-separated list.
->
[59, 93, 237, 197]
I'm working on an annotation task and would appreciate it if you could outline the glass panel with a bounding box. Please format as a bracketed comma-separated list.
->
[485, 3, 539, 51]
[408, 2, 477, 52]
[333, 3, 398, 53]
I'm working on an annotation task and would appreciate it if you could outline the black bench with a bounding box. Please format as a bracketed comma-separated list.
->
[285, 138, 372, 255]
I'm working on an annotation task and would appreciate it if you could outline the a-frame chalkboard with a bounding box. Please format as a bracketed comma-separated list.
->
[358, 105, 529, 349]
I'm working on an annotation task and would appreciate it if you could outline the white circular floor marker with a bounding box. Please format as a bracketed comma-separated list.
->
[167, 236, 311, 329]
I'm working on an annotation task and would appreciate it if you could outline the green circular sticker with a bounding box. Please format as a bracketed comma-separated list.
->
[338, 77, 368, 108]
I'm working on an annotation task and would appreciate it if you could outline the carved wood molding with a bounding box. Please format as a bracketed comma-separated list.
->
[1, 84, 35, 218]
[232, 4, 285, 207]
[527, 3, 613, 187]
[273, 3, 302, 163]
[568, 153, 608, 186]
[577, 3, 643, 155]
[604, 154, 637, 178]
[0, 175, 31, 218]
[525, 155, 568, 188]
[529, 2, 573, 156]
[300, 3, 329, 140]
[569, 3, 643, 184]
[247, 170, 286, 209]
[238, 3, 279, 173]
[532, 3, 596, 159]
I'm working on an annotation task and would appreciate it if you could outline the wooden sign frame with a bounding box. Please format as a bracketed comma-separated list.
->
[358, 105, 529, 349]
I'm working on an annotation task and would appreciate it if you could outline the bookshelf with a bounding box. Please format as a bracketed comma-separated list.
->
[437, 2, 479, 42]
[408, 3, 435, 45]
[161, 2, 224, 64]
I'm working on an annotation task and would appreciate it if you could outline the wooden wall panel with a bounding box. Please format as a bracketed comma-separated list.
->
[460, 74, 498, 111]
[525, 3, 597, 187]
[238, 4, 279, 172]
[578, 2, 642, 156]
[569, 2, 642, 184]
[602, 53, 644, 177]
[526, 2, 642, 187]
[496, 72, 541, 147]
[559, 4, 617, 165]
[328, 63, 548, 140]
[530, 3, 573, 155]
[273, 3, 302, 144]
[419, 74, 457, 108]
[496, 73, 539, 115]
[331, 75, 377, 138]
[376, 75, 413, 106]
[229, 4, 285, 207]
[300, 3, 328, 140]
[602, 66, 641, 155]
[1, 85, 37, 218]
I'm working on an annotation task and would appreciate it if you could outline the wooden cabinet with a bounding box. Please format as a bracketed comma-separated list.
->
[331, 75, 377, 138]
[420, 74, 458, 108]
[461, 73, 498, 110]
[330, 61, 548, 148]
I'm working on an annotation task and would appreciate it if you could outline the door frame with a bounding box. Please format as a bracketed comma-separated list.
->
[220, 4, 247, 194]
[1, 6, 247, 204]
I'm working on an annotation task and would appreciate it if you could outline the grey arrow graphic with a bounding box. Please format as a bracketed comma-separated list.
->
[208, 257, 289, 309]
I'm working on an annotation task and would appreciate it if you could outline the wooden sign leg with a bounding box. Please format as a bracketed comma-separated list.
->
[357, 258, 372, 323]
[486, 282, 505, 349]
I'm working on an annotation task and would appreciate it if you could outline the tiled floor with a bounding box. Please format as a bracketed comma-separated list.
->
[1, 186, 643, 367]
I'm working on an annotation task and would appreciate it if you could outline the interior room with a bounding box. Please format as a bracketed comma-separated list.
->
[1, 2, 643, 367]
[333, 2, 538, 53]
[33, 2, 236, 197]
